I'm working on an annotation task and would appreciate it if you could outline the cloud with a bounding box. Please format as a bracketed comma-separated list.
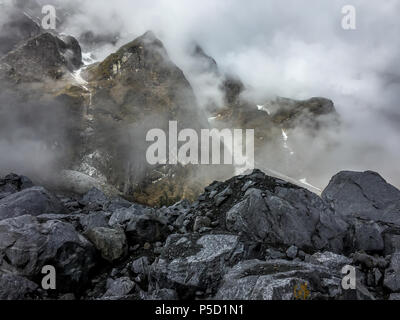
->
[1, 0, 400, 188]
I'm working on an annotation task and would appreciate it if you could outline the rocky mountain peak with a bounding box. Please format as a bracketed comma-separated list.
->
[0, 11, 42, 56]
[90, 30, 177, 84]
[0, 32, 82, 83]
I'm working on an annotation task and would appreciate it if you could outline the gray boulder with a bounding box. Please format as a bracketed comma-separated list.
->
[151, 234, 244, 297]
[225, 187, 347, 252]
[0, 215, 96, 292]
[0, 186, 65, 220]
[215, 259, 342, 300]
[109, 206, 169, 245]
[322, 171, 400, 224]
[85, 227, 127, 262]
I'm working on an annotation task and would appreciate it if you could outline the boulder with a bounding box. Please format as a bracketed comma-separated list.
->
[0, 186, 65, 220]
[0, 215, 96, 292]
[215, 259, 342, 300]
[0, 273, 38, 300]
[322, 171, 400, 224]
[85, 227, 127, 262]
[225, 186, 347, 252]
[151, 234, 244, 298]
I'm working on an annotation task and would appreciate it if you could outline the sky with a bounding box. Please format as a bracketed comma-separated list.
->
[1, 0, 400, 188]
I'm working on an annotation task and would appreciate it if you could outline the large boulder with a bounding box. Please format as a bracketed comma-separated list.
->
[0, 215, 97, 292]
[322, 171, 400, 225]
[0, 186, 65, 220]
[150, 233, 244, 298]
[215, 259, 343, 300]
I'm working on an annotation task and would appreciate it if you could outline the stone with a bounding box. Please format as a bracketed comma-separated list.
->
[151, 234, 244, 297]
[322, 171, 400, 224]
[310, 251, 352, 271]
[384, 252, 400, 292]
[215, 259, 341, 300]
[0, 273, 38, 300]
[0, 187, 65, 220]
[193, 216, 211, 232]
[102, 277, 135, 299]
[0, 215, 96, 292]
[286, 245, 298, 259]
[85, 227, 127, 262]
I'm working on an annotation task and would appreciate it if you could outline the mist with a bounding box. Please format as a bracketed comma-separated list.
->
[1, 0, 400, 189]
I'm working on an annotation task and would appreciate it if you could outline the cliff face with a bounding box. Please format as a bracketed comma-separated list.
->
[78, 31, 233, 206]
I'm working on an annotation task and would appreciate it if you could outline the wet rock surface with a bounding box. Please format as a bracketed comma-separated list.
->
[0, 169, 398, 300]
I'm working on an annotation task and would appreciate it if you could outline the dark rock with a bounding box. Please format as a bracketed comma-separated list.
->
[131, 256, 150, 276]
[215, 187, 233, 207]
[389, 293, 400, 300]
[146, 288, 178, 300]
[286, 245, 298, 259]
[85, 227, 127, 262]
[80, 212, 110, 231]
[193, 216, 211, 232]
[352, 219, 384, 252]
[322, 171, 400, 225]
[102, 277, 135, 299]
[265, 248, 286, 260]
[215, 259, 342, 300]
[225, 186, 347, 252]
[0, 186, 65, 220]
[0, 273, 38, 300]
[384, 252, 400, 292]
[150, 233, 244, 297]
[81, 188, 109, 211]
[124, 212, 170, 245]
[0, 12, 42, 56]
[309, 251, 351, 271]
[0, 215, 96, 292]
[0, 32, 82, 83]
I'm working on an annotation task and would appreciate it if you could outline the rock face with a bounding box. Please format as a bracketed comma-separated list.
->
[0, 32, 82, 83]
[0, 170, 398, 300]
[75, 30, 232, 206]
[0, 12, 42, 57]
